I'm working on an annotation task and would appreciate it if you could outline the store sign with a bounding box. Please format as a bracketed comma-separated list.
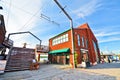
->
[81, 49, 88, 53]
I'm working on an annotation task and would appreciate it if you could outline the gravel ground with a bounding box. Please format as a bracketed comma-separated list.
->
[0, 62, 119, 80]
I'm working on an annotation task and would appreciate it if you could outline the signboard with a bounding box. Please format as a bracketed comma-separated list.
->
[36, 45, 49, 53]
[3, 38, 13, 48]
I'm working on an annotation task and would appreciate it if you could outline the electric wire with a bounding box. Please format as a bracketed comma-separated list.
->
[6, 0, 12, 27]
[1, 0, 60, 27]
[66, 6, 88, 27]
[18, 8, 42, 31]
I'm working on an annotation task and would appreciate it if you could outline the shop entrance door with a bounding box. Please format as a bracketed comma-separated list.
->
[80, 49, 90, 67]
[81, 49, 89, 62]
[66, 55, 69, 64]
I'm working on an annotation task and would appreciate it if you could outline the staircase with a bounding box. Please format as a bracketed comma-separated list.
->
[5, 47, 35, 71]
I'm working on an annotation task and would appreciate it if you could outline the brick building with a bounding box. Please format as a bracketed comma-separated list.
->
[0, 14, 6, 46]
[49, 23, 101, 67]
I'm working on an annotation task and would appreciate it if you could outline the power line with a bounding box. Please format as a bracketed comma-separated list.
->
[1, 0, 60, 27]
[18, 8, 41, 31]
[6, 0, 12, 27]
[40, 13, 60, 26]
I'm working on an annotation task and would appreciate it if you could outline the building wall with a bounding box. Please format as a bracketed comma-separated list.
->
[49, 23, 101, 66]
[74, 23, 101, 65]
[0, 15, 6, 44]
[49, 30, 74, 65]
[87, 28, 101, 64]
[0, 28, 5, 44]
[74, 29, 88, 64]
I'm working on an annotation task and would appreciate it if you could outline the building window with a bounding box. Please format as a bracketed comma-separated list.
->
[63, 35, 65, 42]
[82, 37, 84, 47]
[65, 34, 68, 41]
[0, 19, 1, 25]
[52, 33, 69, 45]
[86, 39, 88, 48]
[92, 40, 99, 62]
[77, 34, 80, 46]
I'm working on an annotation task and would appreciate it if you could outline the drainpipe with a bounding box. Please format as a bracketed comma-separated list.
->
[54, 0, 75, 68]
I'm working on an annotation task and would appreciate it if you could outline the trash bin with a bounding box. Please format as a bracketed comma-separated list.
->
[86, 62, 91, 67]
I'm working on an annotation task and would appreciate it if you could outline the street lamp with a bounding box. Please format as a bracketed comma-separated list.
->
[54, 0, 75, 68]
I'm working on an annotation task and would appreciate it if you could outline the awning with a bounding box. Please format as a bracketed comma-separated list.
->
[49, 48, 70, 54]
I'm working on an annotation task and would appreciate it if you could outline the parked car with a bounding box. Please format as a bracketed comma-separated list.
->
[111, 55, 119, 62]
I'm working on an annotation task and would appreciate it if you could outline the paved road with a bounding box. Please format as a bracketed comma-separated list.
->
[0, 62, 119, 80]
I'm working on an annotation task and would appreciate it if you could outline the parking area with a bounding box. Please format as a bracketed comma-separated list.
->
[0, 62, 120, 80]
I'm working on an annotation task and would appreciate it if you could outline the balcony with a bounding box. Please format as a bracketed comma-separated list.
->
[3, 38, 13, 48]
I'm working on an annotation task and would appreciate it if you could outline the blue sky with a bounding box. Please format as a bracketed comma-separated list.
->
[0, 0, 120, 54]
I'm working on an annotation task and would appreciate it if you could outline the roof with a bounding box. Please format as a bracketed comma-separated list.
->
[49, 29, 71, 40]
[49, 23, 94, 40]
[77, 23, 90, 29]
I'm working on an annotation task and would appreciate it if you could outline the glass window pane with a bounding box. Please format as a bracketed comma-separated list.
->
[82, 37, 84, 47]
[77, 35, 80, 46]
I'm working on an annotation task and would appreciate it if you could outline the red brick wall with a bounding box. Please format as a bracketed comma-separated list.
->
[49, 30, 74, 66]
[74, 29, 88, 64]
[0, 15, 6, 44]
[0, 27, 6, 44]
[49, 23, 101, 66]
[75, 23, 101, 64]
[49, 30, 72, 51]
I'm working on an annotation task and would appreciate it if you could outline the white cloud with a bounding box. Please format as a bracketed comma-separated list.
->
[1, 0, 43, 33]
[0, 0, 45, 48]
[95, 32, 120, 37]
[98, 37, 120, 43]
[93, 25, 120, 43]
[72, 0, 102, 19]
[101, 50, 120, 54]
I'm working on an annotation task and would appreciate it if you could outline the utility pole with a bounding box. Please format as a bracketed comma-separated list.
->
[0, 6, 3, 9]
[0, 3, 3, 10]
[53, 0, 75, 68]
[0, 0, 3, 10]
